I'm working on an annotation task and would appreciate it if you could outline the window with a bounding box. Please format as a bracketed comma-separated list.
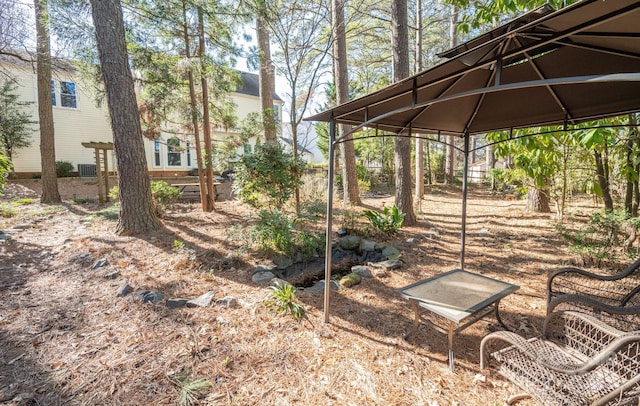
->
[153, 141, 161, 167]
[50, 80, 78, 108]
[273, 104, 280, 122]
[243, 143, 252, 155]
[167, 138, 182, 166]
[50, 80, 56, 106]
[60, 81, 77, 108]
[186, 141, 192, 167]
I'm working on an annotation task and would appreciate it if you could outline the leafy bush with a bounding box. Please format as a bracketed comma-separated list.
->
[150, 180, 182, 204]
[362, 205, 405, 235]
[234, 141, 306, 209]
[265, 284, 305, 321]
[562, 209, 639, 265]
[0, 154, 11, 193]
[109, 181, 181, 206]
[251, 209, 295, 254]
[55, 160, 74, 177]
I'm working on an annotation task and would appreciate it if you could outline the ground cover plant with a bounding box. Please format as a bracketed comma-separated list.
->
[0, 178, 636, 405]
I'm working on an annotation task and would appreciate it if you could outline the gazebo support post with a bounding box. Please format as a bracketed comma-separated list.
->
[323, 118, 337, 323]
[96, 148, 104, 203]
[460, 134, 470, 269]
[102, 149, 109, 202]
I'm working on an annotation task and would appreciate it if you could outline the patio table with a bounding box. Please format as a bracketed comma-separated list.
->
[398, 269, 519, 371]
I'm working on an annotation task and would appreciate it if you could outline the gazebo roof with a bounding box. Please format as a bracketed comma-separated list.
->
[307, 0, 640, 136]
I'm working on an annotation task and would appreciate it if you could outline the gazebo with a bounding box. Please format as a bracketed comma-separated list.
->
[306, 0, 640, 321]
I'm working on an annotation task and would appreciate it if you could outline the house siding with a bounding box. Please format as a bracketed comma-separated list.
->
[5, 64, 114, 176]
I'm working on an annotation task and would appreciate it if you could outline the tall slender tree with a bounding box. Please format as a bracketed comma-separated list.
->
[34, 0, 61, 203]
[256, 4, 277, 141]
[414, 0, 424, 203]
[444, 3, 458, 185]
[89, 0, 158, 234]
[391, 0, 416, 225]
[332, 0, 360, 204]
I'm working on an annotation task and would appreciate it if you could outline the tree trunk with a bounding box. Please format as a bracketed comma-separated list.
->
[182, 2, 208, 212]
[625, 130, 634, 213]
[332, 0, 360, 204]
[90, 0, 158, 234]
[198, 8, 215, 211]
[594, 148, 614, 212]
[392, 0, 416, 225]
[527, 187, 550, 213]
[630, 113, 639, 217]
[34, 0, 60, 204]
[257, 14, 276, 141]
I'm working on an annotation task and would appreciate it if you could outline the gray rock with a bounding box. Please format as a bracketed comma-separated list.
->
[134, 290, 165, 304]
[336, 229, 348, 237]
[406, 238, 417, 244]
[381, 246, 401, 260]
[116, 284, 133, 297]
[104, 270, 120, 279]
[372, 268, 388, 278]
[270, 278, 293, 288]
[479, 227, 489, 237]
[305, 279, 340, 292]
[92, 258, 108, 269]
[351, 265, 372, 278]
[215, 296, 238, 308]
[339, 235, 361, 250]
[252, 271, 276, 285]
[254, 264, 278, 273]
[374, 242, 386, 252]
[166, 298, 189, 309]
[186, 291, 216, 307]
[273, 256, 293, 269]
[368, 259, 402, 271]
[0, 231, 10, 241]
[360, 240, 376, 252]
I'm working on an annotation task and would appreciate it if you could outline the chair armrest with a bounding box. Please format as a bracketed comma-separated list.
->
[547, 294, 640, 317]
[482, 323, 640, 375]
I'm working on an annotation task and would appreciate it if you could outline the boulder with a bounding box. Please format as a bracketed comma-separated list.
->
[339, 235, 361, 250]
[339, 272, 362, 288]
[186, 291, 216, 307]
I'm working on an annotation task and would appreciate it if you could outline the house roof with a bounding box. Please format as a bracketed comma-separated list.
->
[236, 71, 283, 102]
[306, 0, 640, 136]
[279, 136, 312, 154]
[0, 51, 76, 74]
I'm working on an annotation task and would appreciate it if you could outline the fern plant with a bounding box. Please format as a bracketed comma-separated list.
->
[362, 205, 405, 235]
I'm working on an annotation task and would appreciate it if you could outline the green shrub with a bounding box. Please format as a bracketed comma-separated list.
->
[0, 154, 11, 193]
[234, 141, 306, 209]
[108, 181, 181, 205]
[55, 160, 74, 177]
[150, 180, 181, 204]
[362, 205, 405, 235]
[265, 284, 305, 321]
[251, 209, 295, 254]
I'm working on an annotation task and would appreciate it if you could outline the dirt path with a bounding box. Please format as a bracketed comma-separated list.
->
[0, 181, 589, 405]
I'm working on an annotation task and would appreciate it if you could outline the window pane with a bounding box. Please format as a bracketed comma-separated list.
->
[154, 141, 161, 166]
[60, 81, 77, 108]
[186, 141, 191, 166]
[167, 138, 181, 166]
[50, 80, 56, 106]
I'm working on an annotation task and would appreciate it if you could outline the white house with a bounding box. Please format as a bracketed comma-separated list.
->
[1, 54, 282, 178]
[281, 121, 325, 164]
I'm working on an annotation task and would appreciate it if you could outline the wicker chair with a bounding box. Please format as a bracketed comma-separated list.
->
[547, 258, 640, 332]
[480, 310, 640, 406]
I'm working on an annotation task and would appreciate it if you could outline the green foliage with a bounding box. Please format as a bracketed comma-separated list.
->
[109, 181, 181, 206]
[171, 370, 211, 406]
[150, 180, 181, 204]
[172, 239, 186, 252]
[251, 209, 295, 255]
[0, 79, 35, 161]
[234, 141, 306, 209]
[0, 154, 11, 193]
[362, 205, 405, 235]
[55, 161, 75, 178]
[249, 209, 324, 259]
[13, 198, 36, 205]
[265, 284, 305, 322]
[94, 204, 120, 221]
[562, 209, 639, 265]
[0, 203, 16, 218]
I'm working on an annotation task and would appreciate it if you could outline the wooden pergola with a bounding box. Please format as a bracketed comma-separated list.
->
[81, 141, 114, 203]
